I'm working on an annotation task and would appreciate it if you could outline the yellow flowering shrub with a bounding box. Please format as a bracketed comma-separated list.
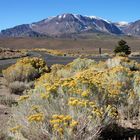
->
[8, 57, 140, 139]
[3, 63, 38, 82]
[3, 57, 48, 94]
[17, 95, 30, 102]
[50, 114, 78, 135]
[27, 113, 44, 122]
[34, 48, 66, 56]
[9, 125, 22, 133]
[18, 57, 47, 73]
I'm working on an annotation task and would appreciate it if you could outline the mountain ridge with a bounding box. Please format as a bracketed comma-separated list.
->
[0, 13, 140, 37]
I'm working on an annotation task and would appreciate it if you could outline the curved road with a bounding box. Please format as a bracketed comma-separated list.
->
[1, 51, 140, 71]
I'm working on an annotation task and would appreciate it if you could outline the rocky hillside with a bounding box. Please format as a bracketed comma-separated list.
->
[122, 20, 140, 36]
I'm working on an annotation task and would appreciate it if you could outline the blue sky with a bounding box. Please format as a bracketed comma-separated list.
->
[0, 0, 140, 30]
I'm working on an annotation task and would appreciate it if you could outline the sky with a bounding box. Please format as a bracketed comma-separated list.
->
[0, 0, 140, 30]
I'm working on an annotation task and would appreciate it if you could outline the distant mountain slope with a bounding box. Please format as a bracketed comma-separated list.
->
[122, 20, 140, 36]
[0, 13, 123, 37]
[0, 24, 46, 37]
[114, 22, 129, 30]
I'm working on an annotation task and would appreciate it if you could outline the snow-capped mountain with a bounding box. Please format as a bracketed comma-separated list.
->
[1, 13, 139, 37]
[0, 13, 123, 37]
[114, 21, 129, 29]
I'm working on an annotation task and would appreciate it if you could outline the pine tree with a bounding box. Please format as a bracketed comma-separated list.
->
[114, 40, 131, 55]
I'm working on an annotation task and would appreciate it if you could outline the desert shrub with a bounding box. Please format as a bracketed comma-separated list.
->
[9, 81, 34, 95]
[68, 58, 96, 72]
[48, 58, 96, 79]
[34, 48, 66, 56]
[0, 47, 29, 60]
[7, 57, 140, 139]
[106, 56, 140, 70]
[0, 95, 17, 107]
[51, 64, 64, 74]
[3, 57, 48, 94]
[3, 63, 38, 83]
[17, 57, 48, 74]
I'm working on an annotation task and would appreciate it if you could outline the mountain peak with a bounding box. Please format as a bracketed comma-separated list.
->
[57, 13, 73, 18]
[4, 13, 140, 37]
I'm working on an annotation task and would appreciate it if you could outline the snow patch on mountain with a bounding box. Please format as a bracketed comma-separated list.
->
[30, 24, 37, 28]
[116, 21, 129, 26]
[63, 14, 66, 18]
[73, 14, 83, 23]
[87, 16, 111, 24]
[58, 15, 62, 19]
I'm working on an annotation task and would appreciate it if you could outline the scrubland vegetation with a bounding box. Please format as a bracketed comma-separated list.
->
[33, 48, 67, 56]
[0, 47, 28, 60]
[2, 55, 140, 140]
[2, 57, 48, 94]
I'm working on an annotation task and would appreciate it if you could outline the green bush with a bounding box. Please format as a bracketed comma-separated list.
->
[114, 40, 131, 55]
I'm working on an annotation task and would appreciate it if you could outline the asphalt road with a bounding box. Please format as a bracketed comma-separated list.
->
[1, 51, 140, 71]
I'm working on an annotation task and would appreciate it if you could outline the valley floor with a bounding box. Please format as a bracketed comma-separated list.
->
[1, 36, 140, 54]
